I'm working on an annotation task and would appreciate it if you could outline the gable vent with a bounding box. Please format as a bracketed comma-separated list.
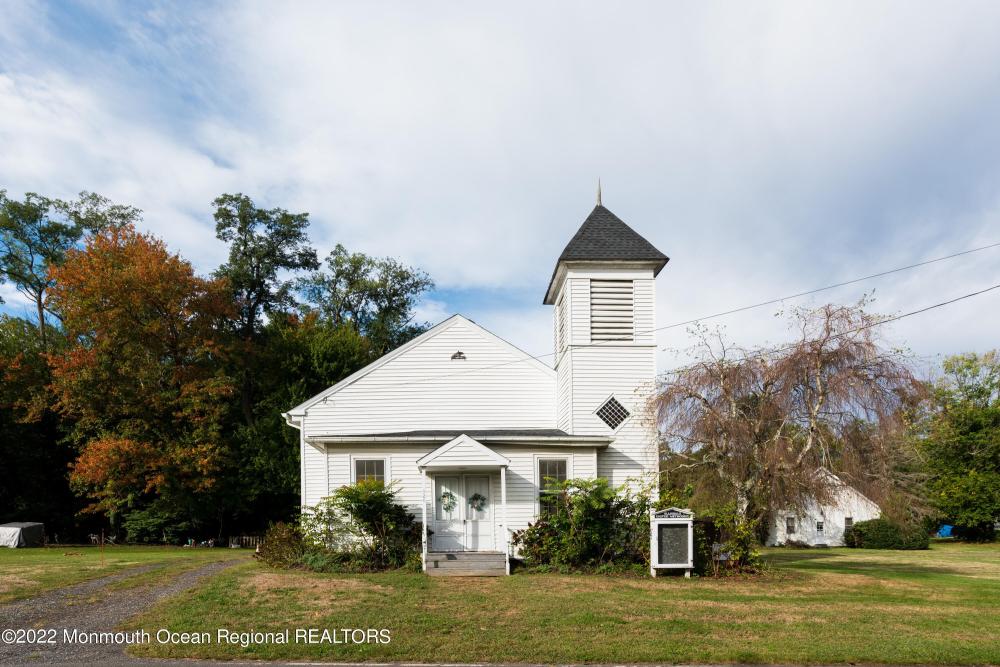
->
[590, 279, 634, 341]
[451, 351, 466, 360]
[596, 396, 630, 430]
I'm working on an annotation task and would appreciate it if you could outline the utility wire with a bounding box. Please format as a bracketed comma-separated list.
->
[364, 242, 1000, 390]
[655, 282, 1000, 380]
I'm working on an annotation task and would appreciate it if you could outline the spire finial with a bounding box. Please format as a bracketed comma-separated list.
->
[597, 178, 602, 207]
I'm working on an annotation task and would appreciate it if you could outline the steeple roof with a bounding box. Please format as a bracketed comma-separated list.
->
[543, 204, 669, 303]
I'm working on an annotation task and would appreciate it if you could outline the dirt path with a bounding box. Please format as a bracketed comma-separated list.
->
[0, 557, 245, 664]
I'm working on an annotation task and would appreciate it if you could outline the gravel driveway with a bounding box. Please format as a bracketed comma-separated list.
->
[0, 557, 245, 664]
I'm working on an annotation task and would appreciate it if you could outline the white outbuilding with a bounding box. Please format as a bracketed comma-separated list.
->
[766, 474, 881, 547]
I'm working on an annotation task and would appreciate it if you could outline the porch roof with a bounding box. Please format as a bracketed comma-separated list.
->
[416, 434, 511, 469]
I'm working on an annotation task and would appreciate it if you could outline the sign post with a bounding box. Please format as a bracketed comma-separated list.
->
[650, 507, 694, 577]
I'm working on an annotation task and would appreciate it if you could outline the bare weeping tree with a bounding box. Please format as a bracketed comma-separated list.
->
[653, 302, 927, 534]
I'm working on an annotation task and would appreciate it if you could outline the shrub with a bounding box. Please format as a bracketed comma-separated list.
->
[700, 503, 764, 574]
[300, 480, 421, 571]
[256, 522, 304, 568]
[845, 518, 929, 550]
[512, 478, 650, 568]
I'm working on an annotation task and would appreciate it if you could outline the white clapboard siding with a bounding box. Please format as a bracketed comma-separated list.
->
[319, 443, 599, 536]
[633, 278, 655, 345]
[567, 345, 658, 487]
[568, 278, 590, 346]
[300, 317, 555, 437]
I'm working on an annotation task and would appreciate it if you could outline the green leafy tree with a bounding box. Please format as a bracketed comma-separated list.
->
[212, 193, 319, 424]
[299, 243, 434, 355]
[0, 190, 140, 346]
[0, 315, 78, 537]
[922, 351, 1000, 540]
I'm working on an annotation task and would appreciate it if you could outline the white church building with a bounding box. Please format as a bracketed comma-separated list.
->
[283, 201, 668, 575]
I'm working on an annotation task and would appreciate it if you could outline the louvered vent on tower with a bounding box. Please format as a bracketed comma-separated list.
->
[590, 279, 634, 341]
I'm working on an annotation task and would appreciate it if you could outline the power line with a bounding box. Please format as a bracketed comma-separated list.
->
[379, 280, 1000, 392]
[369, 242, 1000, 390]
[646, 240, 1000, 338]
[656, 282, 1000, 380]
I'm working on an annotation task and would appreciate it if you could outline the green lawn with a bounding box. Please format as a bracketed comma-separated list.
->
[0, 545, 247, 603]
[126, 542, 1000, 664]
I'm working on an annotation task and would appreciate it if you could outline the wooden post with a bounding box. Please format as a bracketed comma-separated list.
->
[100, 529, 105, 567]
[500, 466, 509, 575]
[420, 467, 428, 572]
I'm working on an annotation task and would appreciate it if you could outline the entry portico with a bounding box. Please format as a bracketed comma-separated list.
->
[416, 434, 511, 574]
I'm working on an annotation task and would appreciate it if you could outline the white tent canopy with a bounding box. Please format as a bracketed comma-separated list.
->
[0, 522, 45, 548]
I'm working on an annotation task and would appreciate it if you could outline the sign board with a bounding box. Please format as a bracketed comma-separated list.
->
[650, 508, 694, 577]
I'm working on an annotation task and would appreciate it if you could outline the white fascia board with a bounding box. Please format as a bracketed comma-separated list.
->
[307, 434, 611, 446]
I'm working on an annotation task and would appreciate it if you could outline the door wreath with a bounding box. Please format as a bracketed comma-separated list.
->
[468, 492, 488, 513]
[439, 490, 457, 513]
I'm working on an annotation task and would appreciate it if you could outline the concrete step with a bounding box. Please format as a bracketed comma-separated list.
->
[425, 552, 507, 576]
[427, 567, 506, 577]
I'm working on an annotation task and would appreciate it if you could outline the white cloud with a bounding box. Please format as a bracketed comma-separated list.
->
[2, 1, 1000, 365]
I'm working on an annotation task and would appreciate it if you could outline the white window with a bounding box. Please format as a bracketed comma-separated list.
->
[596, 396, 630, 430]
[845, 517, 854, 531]
[537, 458, 568, 516]
[353, 458, 386, 484]
[786, 517, 796, 534]
[816, 521, 825, 533]
[590, 279, 634, 342]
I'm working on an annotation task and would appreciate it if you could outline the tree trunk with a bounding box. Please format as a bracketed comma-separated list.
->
[36, 293, 47, 348]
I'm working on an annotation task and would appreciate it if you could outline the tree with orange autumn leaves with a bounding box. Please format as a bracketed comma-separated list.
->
[47, 225, 236, 522]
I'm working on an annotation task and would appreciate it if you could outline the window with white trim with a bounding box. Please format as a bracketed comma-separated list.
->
[590, 279, 634, 341]
[354, 459, 385, 484]
[538, 458, 567, 516]
[845, 516, 854, 531]
[786, 516, 796, 534]
[596, 396, 630, 430]
[816, 521, 824, 533]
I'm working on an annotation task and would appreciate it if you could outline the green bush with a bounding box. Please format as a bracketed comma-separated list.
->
[256, 522, 304, 568]
[699, 503, 764, 574]
[300, 480, 421, 571]
[845, 518, 929, 550]
[512, 478, 650, 568]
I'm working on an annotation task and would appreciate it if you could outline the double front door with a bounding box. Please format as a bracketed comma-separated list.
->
[431, 474, 494, 551]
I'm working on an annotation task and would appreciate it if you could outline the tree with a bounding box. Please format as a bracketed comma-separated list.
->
[299, 243, 434, 355]
[654, 302, 925, 534]
[921, 351, 1000, 540]
[0, 315, 78, 537]
[47, 225, 235, 530]
[212, 193, 319, 423]
[224, 312, 372, 526]
[0, 190, 141, 347]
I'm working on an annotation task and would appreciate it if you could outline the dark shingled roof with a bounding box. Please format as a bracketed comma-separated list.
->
[544, 205, 669, 302]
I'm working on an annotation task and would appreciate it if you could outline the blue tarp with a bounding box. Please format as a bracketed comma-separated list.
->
[937, 524, 953, 538]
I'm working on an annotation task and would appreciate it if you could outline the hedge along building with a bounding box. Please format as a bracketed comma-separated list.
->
[283, 196, 668, 576]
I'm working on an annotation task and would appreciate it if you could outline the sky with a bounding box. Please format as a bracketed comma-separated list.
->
[2, 1, 999, 375]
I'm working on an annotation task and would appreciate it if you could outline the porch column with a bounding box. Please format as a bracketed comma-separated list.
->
[420, 467, 428, 571]
[500, 465, 509, 573]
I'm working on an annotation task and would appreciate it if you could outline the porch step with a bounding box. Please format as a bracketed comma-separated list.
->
[425, 552, 507, 576]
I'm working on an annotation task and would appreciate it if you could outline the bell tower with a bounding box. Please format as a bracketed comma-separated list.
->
[544, 198, 668, 486]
